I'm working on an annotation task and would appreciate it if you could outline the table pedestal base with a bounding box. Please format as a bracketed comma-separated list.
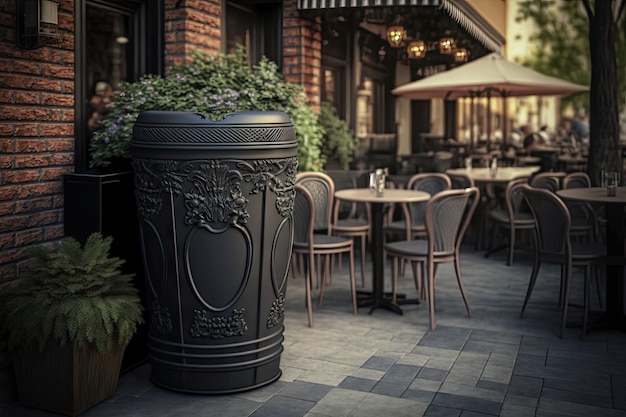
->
[356, 291, 420, 315]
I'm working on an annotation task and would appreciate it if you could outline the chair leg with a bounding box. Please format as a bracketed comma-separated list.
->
[427, 260, 437, 330]
[521, 258, 541, 318]
[410, 261, 421, 297]
[318, 255, 332, 304]
[560, 263, 572, 338]
[348, 247, 357, 314]
[453, 257, 472, 317]
[582, 265, 591, 338]
[594, 265, 603, 309]
[305, 252, 315, 327]
[507, 228, 516, 266]
[359, 234, 367, 288]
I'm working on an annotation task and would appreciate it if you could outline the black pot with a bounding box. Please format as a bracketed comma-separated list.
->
[130, 110, 297, 394]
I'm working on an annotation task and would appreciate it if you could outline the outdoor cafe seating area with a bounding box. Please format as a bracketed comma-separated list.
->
[15, 164, 626, 417]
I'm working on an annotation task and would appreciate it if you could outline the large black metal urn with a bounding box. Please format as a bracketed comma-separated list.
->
[130, 110, 297, 394]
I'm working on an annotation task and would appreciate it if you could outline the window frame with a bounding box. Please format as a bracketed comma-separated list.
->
[74, 0, 163, 172]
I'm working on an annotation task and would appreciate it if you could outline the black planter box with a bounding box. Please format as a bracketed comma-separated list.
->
[63, 170, 147, 373]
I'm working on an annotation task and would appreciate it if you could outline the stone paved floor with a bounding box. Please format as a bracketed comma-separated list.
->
[6, 242, 626, 417]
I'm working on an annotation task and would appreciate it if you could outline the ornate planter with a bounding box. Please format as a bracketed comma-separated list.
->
[130, 111, 297, 394]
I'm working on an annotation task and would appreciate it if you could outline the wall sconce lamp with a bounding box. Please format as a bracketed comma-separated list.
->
[439, 37, 455, 55]
[407, 40, 426, 59]
[16, 0, 59, 49]
[386, 25, 406, 48]
[454, 48, 468, 63]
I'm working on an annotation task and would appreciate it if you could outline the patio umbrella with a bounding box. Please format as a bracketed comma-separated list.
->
[392, 53, 588, 149]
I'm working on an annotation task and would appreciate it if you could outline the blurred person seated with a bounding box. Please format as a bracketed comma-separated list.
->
[87, 81, 113, 132]
[569, 109, 589, 146]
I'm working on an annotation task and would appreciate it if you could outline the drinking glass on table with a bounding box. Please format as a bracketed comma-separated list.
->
[604, 171, 619, 196]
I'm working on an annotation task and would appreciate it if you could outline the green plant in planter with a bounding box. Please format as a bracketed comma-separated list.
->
[0, 233, 144, 355]
[90, 46, 324, 171]
[319, 101, 358, 170]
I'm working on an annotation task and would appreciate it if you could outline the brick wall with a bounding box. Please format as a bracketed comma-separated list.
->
[283, 0, 322, 111]
[0, 0, 75, 409]
[0, 1, 74, 281]
[164, 0, 222, 69]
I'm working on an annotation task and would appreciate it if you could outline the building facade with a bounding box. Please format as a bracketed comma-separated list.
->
[0, 0, 504, 404]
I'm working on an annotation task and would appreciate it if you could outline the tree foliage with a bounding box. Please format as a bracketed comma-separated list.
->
[516, 0, 625, 112]
[517, 0, 625, 184]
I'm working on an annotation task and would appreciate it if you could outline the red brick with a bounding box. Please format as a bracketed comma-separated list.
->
[3, 170, 40, 184]
[46, 138, 74, 151]
[16, 182, 63, 199]
[0, 139, 14, 153]
[1, 107, 61, 122]
[15, 229, 44, 247]
[42, 93, 74, 107]
[0, 58, 15, 72]
[46, 224, 65, 240]
[13, 124, 39, 137]
[0, 90, 15, 103]
[40, 63, 74, 79]
[0, 202, 16, 217]
[1, 75, 62, 92]
[15, 92, 41, 105]
[13, 60, 42, 75]
[0, 124, 14, 136]
[0, 156, 14, 170]
[40, 124, 73, 137]
[42, 166, 73, 181]
[14, 197, 54, 214]
[15, 139, 47, 153]
[0, 234, 14, 250]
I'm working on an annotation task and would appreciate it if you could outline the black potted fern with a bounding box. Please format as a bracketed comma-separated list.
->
[0, 232, 144, 417]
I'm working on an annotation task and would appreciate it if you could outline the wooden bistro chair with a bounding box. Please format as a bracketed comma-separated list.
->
[485, 178, 536, 266]
[528, 171, 563, 192]
[562, 171, 600, 243]
[520, 185, 605, 338]
[292, 184, 357, 327]
[384, 172, 452, 243]
[330, 172, 370, 288]
[384, 187, 480, 331]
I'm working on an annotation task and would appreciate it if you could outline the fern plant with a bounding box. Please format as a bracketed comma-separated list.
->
[0, 233, 144, 355]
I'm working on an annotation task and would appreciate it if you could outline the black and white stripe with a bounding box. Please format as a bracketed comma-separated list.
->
[297, 0, 441, 9]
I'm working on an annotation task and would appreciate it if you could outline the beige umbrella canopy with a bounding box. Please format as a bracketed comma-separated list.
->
[392, 52, 588, 146]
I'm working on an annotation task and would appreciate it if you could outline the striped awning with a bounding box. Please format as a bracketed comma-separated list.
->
[297, 0, 441, 8]
[296, 0, 503, 54]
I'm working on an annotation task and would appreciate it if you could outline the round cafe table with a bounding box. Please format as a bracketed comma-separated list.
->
[557, 187, 626, 331]
[446, 166, 540, 185]
[334, 188, 430, 315]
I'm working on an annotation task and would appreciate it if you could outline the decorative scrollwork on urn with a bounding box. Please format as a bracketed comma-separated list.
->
[267, 293, 285, 328]
[185, 160, 249, 227]
[190, 308, 248, 339]
[152, 299, 173, 334]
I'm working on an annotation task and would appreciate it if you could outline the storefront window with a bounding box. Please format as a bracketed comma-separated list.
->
[225, 1, 281, 68]
[75, 0, 162, 171]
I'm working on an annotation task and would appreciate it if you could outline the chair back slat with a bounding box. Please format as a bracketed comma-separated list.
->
[296, 172, 335, 233]
[521, 185, 571, 256]
[426, 187, 480, 255]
